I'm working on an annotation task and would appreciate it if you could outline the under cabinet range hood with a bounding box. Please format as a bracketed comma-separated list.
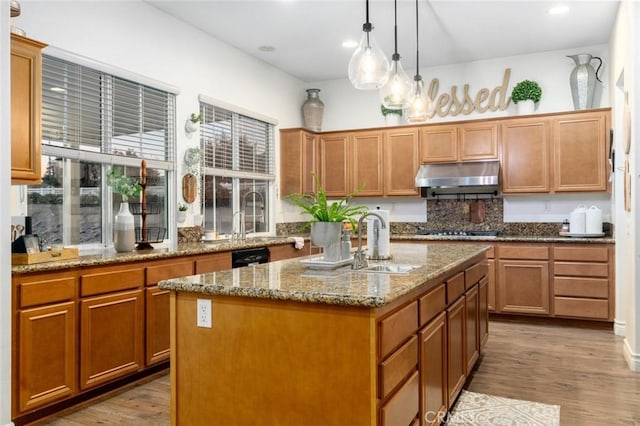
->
[415, 161, 500, 193]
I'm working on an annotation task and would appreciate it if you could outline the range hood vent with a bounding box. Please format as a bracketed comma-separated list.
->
[415, 161, 500, 191]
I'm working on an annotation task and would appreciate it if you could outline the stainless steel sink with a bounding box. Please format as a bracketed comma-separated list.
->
[362, 264, 418, 274]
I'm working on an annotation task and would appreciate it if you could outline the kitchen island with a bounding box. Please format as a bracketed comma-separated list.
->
[159, 242, 489, 425]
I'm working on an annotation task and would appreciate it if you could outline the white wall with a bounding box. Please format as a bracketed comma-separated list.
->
[313, 44, 610, 131]
[610, 0, 640, 371]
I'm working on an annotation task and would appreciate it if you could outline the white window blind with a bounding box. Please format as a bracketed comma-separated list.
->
[200, 102, 274, 179]
[42, 55, 175, 164]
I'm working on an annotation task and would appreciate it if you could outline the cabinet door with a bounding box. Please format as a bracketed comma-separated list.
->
[458, 122, 498, 161]
[385, 128, 420, 196]
[501, 118, 551, 193]
[420, 125, 457, 163]
[146, 286, 170, 365]
[487, 258, 496, 312]
[446, 296, 465, 408]
[464, 284, 479, 374]
[11, 34, 46, 184]
[80, 289, 144, 390]
[279, 129, 318, 196]
[18, 302, 76, 412]
[352, 132, 384, 196]
[497, 260, 550, 314]
[478, 277, 489, 351]
[552, 111, 608, 192]
[419, 312, 447, 426]
[319, 133, 350, 197]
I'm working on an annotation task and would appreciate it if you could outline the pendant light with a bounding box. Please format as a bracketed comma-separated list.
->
[405, 0, 433, 123]
[379, 0, 411, 109]
[348, 0, 390, 90]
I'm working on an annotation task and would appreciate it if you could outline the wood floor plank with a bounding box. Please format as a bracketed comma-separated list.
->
[34, 321, 640, 425]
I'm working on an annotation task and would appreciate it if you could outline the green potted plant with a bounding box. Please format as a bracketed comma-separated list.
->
[185, 112, 202, 133]
[177, 202, 188, 223]
[511, 80, 542, 115]
[380, 104, 403, 126]
[286, 174, 368, 250]
[106, 166, 141, 252]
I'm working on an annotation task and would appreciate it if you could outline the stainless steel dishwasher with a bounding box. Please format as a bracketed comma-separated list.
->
[231, 247, 270, 268]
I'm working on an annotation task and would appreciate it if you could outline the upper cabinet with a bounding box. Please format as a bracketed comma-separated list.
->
[11, 34, 47, 185]
[384, 127, 420, 196]
[319, 132, 352, 197]
[420, 121, 498, 164]
[352, 131, 384, 197]
[552, 111, 609, 192]
[501, 108, 610, 194]
[279, 129, 318, 197]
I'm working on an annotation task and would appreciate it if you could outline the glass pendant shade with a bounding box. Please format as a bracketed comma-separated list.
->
[380, 57, 411, 109]
[348, 30, 390, 90]
[405, 78, 433, 123]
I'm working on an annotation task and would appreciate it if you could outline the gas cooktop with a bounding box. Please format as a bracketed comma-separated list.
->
[417, 230, 500, 237]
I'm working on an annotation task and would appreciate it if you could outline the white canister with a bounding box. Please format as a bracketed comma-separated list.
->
[585, 206, 603, 234]
[569, 204, 587, 234]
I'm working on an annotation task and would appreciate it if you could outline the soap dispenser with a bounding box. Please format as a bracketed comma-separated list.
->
[341, 222, 352, 260]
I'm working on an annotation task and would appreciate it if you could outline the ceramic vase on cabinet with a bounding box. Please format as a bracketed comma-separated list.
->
[567, 54, 603, 110]
[114, 202, 135, 252]
[302, 88, 324, 131]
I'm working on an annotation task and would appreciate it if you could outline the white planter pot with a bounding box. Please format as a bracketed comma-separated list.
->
[310, 222, 342, 247]
[516, 100, 535, 115]
[384, 114, 402, 126]
[114, 202, 136, 252]
[177, 210, 187, 223]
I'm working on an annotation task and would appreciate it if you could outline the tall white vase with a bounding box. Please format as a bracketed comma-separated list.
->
[114, 202, 135, 252]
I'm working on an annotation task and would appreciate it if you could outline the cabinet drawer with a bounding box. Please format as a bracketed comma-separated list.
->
[554, 262, 608, 278]
[446, 272, 465, 304]
[499, 245, 549, 260]
[147, 261, 194, 284]
[554, 297, 609, 319]
[379, 301, 418, 359]
[465, 262, 488, 289]
[81, 268, 145, 296]
[20, 276, 76, 308]
[419, 284, 446, 326]
[554, 277, 608, 298]
[380, 370, 419, 426]
[554, 246, 608, 262]
[379, 335, 418, 399]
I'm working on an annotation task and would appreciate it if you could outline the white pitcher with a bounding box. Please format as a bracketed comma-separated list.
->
[569, 204, 587, 234]
[585, 205, 603, 234]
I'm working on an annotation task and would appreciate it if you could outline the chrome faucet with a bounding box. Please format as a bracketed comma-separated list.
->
[351, 212, 387, 270]
[231, 210, 245, 242]
[242, 191, 265, 234]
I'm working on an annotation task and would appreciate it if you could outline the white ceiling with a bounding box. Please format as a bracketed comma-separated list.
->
[147, 0, 620, 83]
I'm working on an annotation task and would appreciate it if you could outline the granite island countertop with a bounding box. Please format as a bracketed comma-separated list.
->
[158, 242, 488, 308]
[392, 234, 615, 244]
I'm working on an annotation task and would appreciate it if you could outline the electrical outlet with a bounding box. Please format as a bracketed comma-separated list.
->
[197, 299, 212, 328]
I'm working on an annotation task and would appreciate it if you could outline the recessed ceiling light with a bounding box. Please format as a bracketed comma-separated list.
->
[50, 87, 66, 93]
[548, 5, 569, 15]
[258, 45, 275, 52]
[342, 40, 358, 49]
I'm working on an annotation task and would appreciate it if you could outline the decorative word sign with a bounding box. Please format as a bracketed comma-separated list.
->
[426, 68, 512, 118]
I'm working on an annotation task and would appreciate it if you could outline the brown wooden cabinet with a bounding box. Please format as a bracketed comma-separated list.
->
[553, 244, 613, 320]
[420, 121, 497, 164]
[385, 127, 420, 196]
[352, 131, 385, 196]
[497, 245, 550, 315]
[11, 34, 47, 184]
[420, 124, 457, 163]
[446, 295, 465, 409]
[464, 284, 479, 374]
[279, 129, 318, 197]
[478, 277, 489, 351]
[552, 111, 609, 192]
[419, 311, 447, 426]
[500, 118, 551, 193]
[319, 132, 351, 197]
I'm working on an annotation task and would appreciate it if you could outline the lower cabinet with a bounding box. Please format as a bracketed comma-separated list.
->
[478, 277, 489, 350]
[380, 371, 420, 426]
[419, 312, 447, 426]
[464, 284, 479, 374]
[146, 286, 171, 365]
[80, 289, 144, 390]
[18, 302, 76, 412]
[446, 296, 466, 409]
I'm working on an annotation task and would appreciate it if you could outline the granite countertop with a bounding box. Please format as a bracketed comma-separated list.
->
[158, 243, 488, 308]
[392, 234, 615, 244]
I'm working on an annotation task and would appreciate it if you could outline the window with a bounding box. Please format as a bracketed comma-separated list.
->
[28, 55, 176, 247]
[199, 100, 274, 236]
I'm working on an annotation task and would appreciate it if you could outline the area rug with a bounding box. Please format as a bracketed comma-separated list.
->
[447, 390, 560, 425]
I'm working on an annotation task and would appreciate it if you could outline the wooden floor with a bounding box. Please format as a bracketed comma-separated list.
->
[34, 319, 640, 425]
